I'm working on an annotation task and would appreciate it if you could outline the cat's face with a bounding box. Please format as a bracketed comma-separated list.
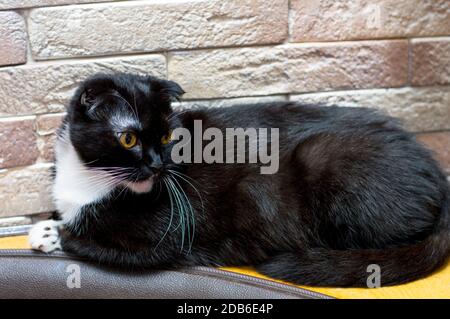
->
[67, 73, 184, 193]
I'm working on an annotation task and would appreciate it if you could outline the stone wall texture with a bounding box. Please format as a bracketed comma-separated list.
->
[0, 0, 449, 218]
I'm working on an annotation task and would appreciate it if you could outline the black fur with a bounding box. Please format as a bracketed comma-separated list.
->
[58, 73, 450, 287]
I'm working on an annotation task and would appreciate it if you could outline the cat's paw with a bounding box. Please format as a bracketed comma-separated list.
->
[28, 220, 63, 253]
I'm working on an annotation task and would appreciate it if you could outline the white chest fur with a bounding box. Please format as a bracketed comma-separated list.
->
[52, 126, 115, 226]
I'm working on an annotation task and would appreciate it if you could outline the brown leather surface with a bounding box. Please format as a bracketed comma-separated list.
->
[0, 249, 331, 299]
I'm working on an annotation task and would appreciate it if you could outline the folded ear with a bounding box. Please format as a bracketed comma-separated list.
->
[78, 87, 106, 119]
[75, 74, 115, 114]
[80, 88, 95, 108]
[156, 79, 185, 102]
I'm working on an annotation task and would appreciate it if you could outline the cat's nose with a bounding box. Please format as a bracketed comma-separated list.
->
[150, 155, 163, 169]
[145, 149, 163, 174]
[142, 162, 162, 176]
[148, 162, 163, 173]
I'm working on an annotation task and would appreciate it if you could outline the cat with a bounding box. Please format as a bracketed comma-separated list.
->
[28, 72, 450, 287]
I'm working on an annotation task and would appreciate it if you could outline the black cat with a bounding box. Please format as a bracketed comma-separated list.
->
[28, 73, 450, 287]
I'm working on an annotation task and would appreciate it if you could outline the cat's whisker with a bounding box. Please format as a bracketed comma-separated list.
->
[63, 168, 134, 178]
[67, 173, 128, 187]
[167, 169, 201, 187]
[166, 177, 186, 251]
[90, 166, 135, 170]
[75, 178, 124, 193]
[133, 90, 139, 121]
[167, 175, 196, 253]
[168, 175, 196, 253]
[90, 169, 134, 174]
[112, 178, 132, 201]
[167, 109, 189, 122]
[105, 171, 141, 199]
[154, 178, 175, 251]
[65, 176, 115, 189]
[70, 167, 135, 180]
[168, 169, 205, 214]
[78, 170, 132, 177]
[92, 172, 134, 180]
[83, 158, 100, 165]
[153, 178, 163, 201]
[104, 93, 140, 123]
[167, 171, 203, 252]
[66, 172, 130, 191]
[87, 168, 135, 174]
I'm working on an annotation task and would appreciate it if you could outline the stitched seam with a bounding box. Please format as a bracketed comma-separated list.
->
[178, 267, 332, 299]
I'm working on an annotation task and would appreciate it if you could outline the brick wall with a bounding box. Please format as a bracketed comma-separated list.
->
[0, 0, 449, 221]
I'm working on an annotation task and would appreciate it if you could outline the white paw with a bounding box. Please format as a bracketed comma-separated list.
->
[28, 220, 63, 253]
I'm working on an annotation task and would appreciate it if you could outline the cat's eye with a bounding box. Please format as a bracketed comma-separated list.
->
[118, 132, 138, 149]
[161, 130, 173, 145]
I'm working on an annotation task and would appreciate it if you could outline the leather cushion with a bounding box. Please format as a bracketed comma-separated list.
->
[0, 249, 331, 299]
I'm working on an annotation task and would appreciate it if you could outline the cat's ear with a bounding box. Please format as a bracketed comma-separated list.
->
[80, 88, 95, 108]
[156, 79, 185, 102]
[78, 87, 102, 118]
[75, 74, 117, 116]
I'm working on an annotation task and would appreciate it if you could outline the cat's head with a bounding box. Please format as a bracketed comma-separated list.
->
[66, 73, 185, 194]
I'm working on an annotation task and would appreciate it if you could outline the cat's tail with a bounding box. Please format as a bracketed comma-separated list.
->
[257, 192, 450, 287]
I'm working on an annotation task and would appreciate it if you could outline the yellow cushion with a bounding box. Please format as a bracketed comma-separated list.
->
[1, 235, 448, 299]
[0, 235, 29, 249]
[222, 264, 450, 299]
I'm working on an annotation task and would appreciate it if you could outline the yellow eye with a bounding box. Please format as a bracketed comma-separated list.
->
[119, 132, 138, 149]
[161, 130, 173, 145]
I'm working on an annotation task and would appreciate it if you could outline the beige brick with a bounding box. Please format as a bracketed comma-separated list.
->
[0, 12, 27, 66]
[169, 41, 408, 99]
[36, 113, 65, 163]
[290, 0, 450, 42]
[37, 113, 66, 135]
[172, 95, 287, 110]
[411, 38, 450, 86]
[0, 216, 32, 227]
[37, 134, 57, 163]
[29, 0, 288, 60]
[417, 132, 450, 173]
[290, 87, 450, 133]
[0, 55, 166, 117]
[0, 0, 111, 10]
[0, 117, 38, 169]
[0, 164, 54, 217]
